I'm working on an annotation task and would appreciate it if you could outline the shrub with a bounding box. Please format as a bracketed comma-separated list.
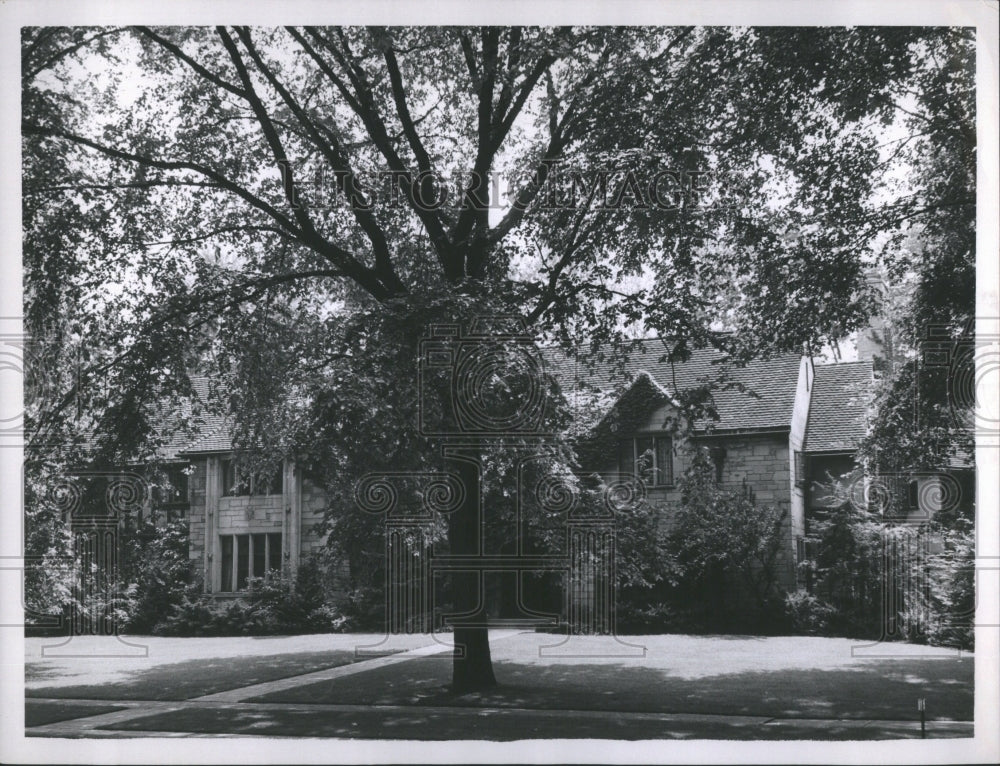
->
[800, 496, 886, 638]
[119, 519, 194, 634]
[614, 600, 707, 634]
[152, 554, 348, 637]
[802, 474, 976, 650]
[662, 447, 789, 630]
[783, 591, 837, 635]
[915, 518, 975, 651]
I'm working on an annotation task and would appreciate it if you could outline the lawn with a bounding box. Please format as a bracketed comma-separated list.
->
[24, 633, 437, 701]
[249, 634, 974, 722]
[24, 632, 974, 740]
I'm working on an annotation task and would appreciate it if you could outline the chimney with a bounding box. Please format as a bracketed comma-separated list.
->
[855, 271, 892, 368]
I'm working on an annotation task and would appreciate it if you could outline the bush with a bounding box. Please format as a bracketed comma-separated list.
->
[614, 600, 708, 634]
[916, 519, 975, 651]
[152, 555, 348, 637]
[119, 519, 194, 634]
[799, 496, 886, 639]
[661, 448, 789, 631]
[802, 473, 976, 650]
[783, 591, 837, 635]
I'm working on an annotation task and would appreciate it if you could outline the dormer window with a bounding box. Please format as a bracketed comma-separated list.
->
[617, 435, 673, 487]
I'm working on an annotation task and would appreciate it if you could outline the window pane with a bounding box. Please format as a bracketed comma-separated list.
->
[270, 465, 283, 495]
[220, 536, 233, 592]
[252, 534, 266, 581]
[635, 436, 654, 479]
[267, 533, 283, 573]
[167, 466, 188, 504]
[655, 437, 673, 486]
[236, 534, 250, 590]
[709, 446, 726, 484]
[617, 439, 634, 476]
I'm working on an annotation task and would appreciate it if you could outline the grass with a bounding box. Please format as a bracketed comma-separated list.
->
[25, 632, 436, 701]
[250, 634, 973, 721]
[25, 632, 974, 740]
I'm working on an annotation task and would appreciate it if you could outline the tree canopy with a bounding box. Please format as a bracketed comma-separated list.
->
[21, 25, 977, 688]
[23, 26, 975, 455]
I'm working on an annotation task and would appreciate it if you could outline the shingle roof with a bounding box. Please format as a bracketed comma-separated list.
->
[156, 377, 232, 459]
[802, 361, 873, 453]
[543, 343, 803, 433]
[176, 420, 233, 455]
[165, 345, 805, 455]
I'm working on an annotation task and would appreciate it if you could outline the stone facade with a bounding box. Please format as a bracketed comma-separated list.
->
[185, 456, 328, 595]
[168, 354, 888, 600]
[598, 426, 797, 590]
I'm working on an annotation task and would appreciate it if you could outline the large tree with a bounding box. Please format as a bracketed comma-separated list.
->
[22, 26, 973, 689]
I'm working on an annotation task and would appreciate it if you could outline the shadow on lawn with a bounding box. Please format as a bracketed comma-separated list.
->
[99, 702, 971, 741]
[25, 650, 357, 701]
[255, 656, 973, 722]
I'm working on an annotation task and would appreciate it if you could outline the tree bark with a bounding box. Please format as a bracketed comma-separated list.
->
[447, 446, 497, 692]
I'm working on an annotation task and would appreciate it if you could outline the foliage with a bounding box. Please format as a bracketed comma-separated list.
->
[927, 519, 975, 650]
[800, 495, 886, 638]
[858, 28, 975, 483]
[20, 26, 977, 678]
[22, 462, 76, 629]
[21, 27, 974, 463]
[665, 448, 788, 624]
[782, 591, 838, 636]
[799, 474, 975, 650]
[119, 518, 194, 633]
[152, 554, 347, 636]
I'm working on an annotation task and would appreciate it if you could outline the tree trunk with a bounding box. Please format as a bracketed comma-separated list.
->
[447, 447, 497, 692]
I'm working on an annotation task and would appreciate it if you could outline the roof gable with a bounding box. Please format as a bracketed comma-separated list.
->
[802, 361, 873, 453]
[546, 343, 803, 433]
[164, 345, 808, 458]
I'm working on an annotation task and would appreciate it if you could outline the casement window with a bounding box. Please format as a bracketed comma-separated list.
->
[154, 464, 189, 509]
[617, 435, 673, 486]
[221, 458, 284, 497]
[709, 446, 727, 484]
[907, 480, 920, 510]
[794, 451, 807, 488]
[219, 532, 283, 592]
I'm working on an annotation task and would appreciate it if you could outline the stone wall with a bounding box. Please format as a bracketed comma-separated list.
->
[597, 426, 797, 590]
[185, 456, 333, 593]
[187, 460, 207, 567]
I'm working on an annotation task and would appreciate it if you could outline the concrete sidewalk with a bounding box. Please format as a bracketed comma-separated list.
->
[25, 697, 972, 740]
[24, 631, 974, 740]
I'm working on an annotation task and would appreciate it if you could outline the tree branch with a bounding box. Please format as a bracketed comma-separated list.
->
[23, 123, 301, 235]
[293, 26, 456, 279]
[23, 29, 122, 83]
[133, 27, 248, 99]
[376, 28, 434, 178]
[235, 27, 405, 294]
[217, 27, 392, 299]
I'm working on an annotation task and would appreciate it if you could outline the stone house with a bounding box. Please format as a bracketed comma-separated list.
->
[140, 346, 892, 598]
